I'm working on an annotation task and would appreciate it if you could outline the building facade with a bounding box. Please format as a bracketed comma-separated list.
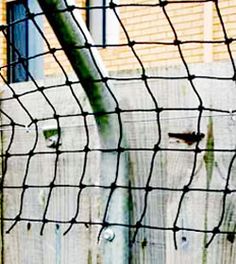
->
[0, 0, 236, 83]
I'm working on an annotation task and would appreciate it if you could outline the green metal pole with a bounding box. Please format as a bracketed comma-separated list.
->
[36, 1, 129, 263]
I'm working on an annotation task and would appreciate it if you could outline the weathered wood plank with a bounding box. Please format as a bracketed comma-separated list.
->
[1, 62, 236, 263]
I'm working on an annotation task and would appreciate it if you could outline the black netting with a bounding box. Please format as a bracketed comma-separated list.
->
[0, 0, 236, 259]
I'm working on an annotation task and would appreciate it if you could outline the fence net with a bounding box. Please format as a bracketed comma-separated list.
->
[0, 0, 236, 260]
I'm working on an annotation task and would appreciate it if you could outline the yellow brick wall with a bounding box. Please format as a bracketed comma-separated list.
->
[0, 0, 7, 79]
[0, 0, 236, 81]
[213, 0, 236, 61]
[101, 1, 205, 71]
[43, 0, 86, 77]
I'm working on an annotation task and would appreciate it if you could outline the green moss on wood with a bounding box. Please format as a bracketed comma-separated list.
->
[87, 249, 92, 264]
[202, 116, 214, 264]
[43, 128, 59, 140]
[203, 116, 214, 187]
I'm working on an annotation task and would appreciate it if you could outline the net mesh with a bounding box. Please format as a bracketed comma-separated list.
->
[0, 0, 236, 257]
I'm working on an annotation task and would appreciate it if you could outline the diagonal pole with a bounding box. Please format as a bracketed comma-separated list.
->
[37, 1, 130, 263]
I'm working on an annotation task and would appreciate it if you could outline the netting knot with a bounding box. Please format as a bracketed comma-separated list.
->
[188, 74, 195, 81]
[136, 221, 142, 228]
[15, 215, 21, 221]
[109, 1, 117, 9]
[110, 182, 117, 190]
[0, 25, 6, 31]
[141, 74, 147, 81]
[70, 217, 77, 224]
[118, 146, 125, 153]
[43, 218, 49, 223]
[154, 144, 160, 152]
[224, 187, 231, 195]
[38, 86, 45, 91]
[12, 93, 18, 99]
[145, 186, 153, 192]
[212, 227, 220, 234]
[156, 107, 163, 113]
[27, 12, 35, 20]
[49, 182, 55, 188]
[128, 40, 136, 47]
[232, 73, 236, 81]
[49, 48, 57, 54]
[79, 183, 86, 189]
[84, 42, 91, 49]
[198, 105, 204, 111]
[183, 185, 189, 193]
[82, 111, 88, 117]
[23, 184, 29, 190]
[5, 152, 11, 158]
[115, 107, 121, 113]
[28, 150, 34, 157]
[102, 77, 108, 83]
[173, 225, 180, 232]
[103, 221, 109, 227]
[83, 145, 90, 152]
[65, 80, 72, 86]
[225, 38, 233, 45]
[67, 5, 76, 12]
[173, 39, 181, 46]
[159, 1, 168, 7]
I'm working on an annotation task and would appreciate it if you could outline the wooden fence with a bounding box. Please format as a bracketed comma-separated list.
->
[0, 62, 236, 263]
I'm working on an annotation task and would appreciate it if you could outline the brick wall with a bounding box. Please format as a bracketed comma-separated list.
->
[0, 0, 7, 78]
[0, 0, 236, 81]
[213, 0, 236, 61]
[43, 0, 86, 77]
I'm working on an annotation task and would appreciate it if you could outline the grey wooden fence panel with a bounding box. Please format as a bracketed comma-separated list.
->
[1, 78, 102, 264]
[1, 62, 236, 263]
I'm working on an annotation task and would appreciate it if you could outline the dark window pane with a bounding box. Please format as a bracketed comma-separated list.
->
[8, 1, 28, 83]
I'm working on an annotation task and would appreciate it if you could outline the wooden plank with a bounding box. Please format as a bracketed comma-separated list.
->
[1, 61, 236, 263]
[1, 78, 102, 264]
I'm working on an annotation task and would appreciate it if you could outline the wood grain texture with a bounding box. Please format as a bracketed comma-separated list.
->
[1, 62, 236, 263]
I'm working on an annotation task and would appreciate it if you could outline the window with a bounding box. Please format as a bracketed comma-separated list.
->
[7, 0, 43, 83]
[86, 0, 119, 47]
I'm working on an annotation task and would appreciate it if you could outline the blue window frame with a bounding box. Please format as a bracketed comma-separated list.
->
[7, 0, 43, 83]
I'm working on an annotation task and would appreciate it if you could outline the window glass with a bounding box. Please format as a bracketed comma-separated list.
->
[7, 1, 43, 83]
[7, 1, 28, 83]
